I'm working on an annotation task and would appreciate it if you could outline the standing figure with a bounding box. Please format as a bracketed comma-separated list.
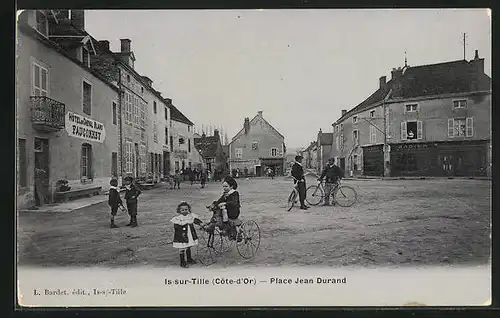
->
[291, 155, 309, 210]
[174, 170, 182, 189]
[108, 178, 123, 228]
[318, 157, 344, 206]
[171, 201, 203, 268]
[124, 176, 142, 227]
[200, 169, 207, 189]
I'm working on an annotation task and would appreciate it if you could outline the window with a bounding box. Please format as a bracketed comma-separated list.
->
[81, 143, 92, 178]
[448, 118, 473, 137]
[140, 100, 146, 128]
[405, 103, 418, 113]
[153, 101, 157, 114]
[82, 47, 90, 67]
[270, 148, 278, 157]
[370, 125, 376, 143]
[340, 124, 343, 131]
[141, 87, 144, 94]
[353, 130, 359, 142]
[335, 136, 339, 150]
[111, 152, 118, 177]
[370, 110, 375, 118]
[339, 134, 344, 150]
[335, 125, 339, 133]
[35, 10, 48, 37]
[188, 139, 191, 152]
[32, 62, 48, 96]
[125, 141, 133, 173]
[188, 126, 191, 132]
[82, 81, 92, 115]
[125, 92, 133, 124]
[140, 144, 147, 174]
[453, 99, 467, 109]
[170, 136, 173, 152]
[235, 148, 243, 158]
[353, 116, 358, 124]
[112, 102, 117, 125]
[252, 141, 258, 151]
[165, 127, 169, 145]
[175, 161, 180, 172]
[153, 122, 158, 143]
[179, 137, 185, 145]
[401, 120, 423, 140]
[164, 107, 168, 121]
[18, 139, 27, 187]
[353, 155, 359, 171]
[127, 75, 131, 82]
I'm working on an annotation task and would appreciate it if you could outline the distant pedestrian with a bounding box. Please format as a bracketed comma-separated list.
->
[189, 169, 195, 185]
[200, 170, 207, 188]
[207, 170, 212, 182]
[174, 170, 182, 189]
[124, 176, 142, 227]
[171, 201, 203, 268]
[108, 178, 123, 229]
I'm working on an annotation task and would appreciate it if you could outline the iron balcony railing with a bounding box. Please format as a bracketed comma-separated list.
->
[30, 96, 65, 130]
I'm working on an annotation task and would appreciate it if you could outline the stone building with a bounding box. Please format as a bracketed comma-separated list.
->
[316, 129, 333, 174]
[169, 102, 203, 173]
[16, 10, 120, 208]
[194, 130, 228, 175]
[228, 111, 285, 176]
[303, 141, 318, 169]
[330, 53, 491, 177]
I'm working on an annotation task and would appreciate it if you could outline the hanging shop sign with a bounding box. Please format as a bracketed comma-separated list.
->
[65, 111, 106, 143]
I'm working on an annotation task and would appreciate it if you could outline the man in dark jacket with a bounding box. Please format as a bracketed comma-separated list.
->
[291, 155, 309, 210]
[319, 157, 344, 206]
[124, 176, 142, 227]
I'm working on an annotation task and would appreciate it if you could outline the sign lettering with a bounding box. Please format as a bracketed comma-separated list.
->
[65, 111, 106, 143]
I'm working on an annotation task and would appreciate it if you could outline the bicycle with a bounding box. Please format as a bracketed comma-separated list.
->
[306, 179, 357, 207]
[287, 177, 306, 211]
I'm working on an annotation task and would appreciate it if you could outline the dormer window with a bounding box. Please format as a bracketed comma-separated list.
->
[35, 10, 48, 37]
[352, 116, 358, 124]
[82, 47, 90, 67]
[127, 75, 131, 83]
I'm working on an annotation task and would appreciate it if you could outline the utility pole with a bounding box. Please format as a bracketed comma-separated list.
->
[463, 33, 466, 60]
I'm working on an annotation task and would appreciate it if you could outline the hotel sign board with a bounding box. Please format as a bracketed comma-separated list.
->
[65, 111, 106, 143]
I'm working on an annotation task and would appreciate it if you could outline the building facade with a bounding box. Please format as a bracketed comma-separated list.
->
[17, 10, 120, 208]
[194, 130, 227, 174]
[316, 130, 333, 174]
[228, 111, 285, 176]
[330, 53, 491, 177]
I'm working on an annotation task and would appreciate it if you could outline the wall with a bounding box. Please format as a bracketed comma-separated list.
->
[170, 120, 196, 173]
[17, 30, 119, 207]
[146, 92, 169, 179]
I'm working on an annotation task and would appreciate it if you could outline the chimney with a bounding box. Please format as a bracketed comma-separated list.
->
[379, 76, 387, 88]
[244, 117, 250, 134]
[120, 39, 131, 53]
[258, 110, 263, 117]
[98, 40, 110, 52]
[341, 109, 347, 116]
[391, 67, 403, 80]
[70, 10, 85, 31]
[474, 50, 479, 60]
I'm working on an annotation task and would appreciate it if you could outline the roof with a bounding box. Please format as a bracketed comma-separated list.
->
[335, 59, 491, 124]
[169, 103, 194, 126]
[318, 133, 333, 145]
[194, 135, 220, 158]
[305, 141, 317, 151]
[229, 113, 284, 145]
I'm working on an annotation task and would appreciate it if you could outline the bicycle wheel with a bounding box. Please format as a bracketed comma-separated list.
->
[236, 220, 261, 259]
[287, 189, 297, 211]
[306, 184, 323, 206]
[211, 226, 232, 254]
[195, 229, 217, 266]
[333, 185, 357, 207]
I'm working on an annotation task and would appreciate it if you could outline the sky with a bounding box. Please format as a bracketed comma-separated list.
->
[85, 9, 491, 149]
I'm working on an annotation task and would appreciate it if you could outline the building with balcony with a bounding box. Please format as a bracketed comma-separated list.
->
[169, 102, 204, 174]
[228, 111, 285, 176]
[17, 10, 120, 208]
[330, 52, 491, 177]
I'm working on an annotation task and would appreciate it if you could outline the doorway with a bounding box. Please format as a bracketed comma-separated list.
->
[34, 138, 50, 206]
[163, 151, 170, 176]
[255, 165, 262, 176]
[338, 157, 346, 177]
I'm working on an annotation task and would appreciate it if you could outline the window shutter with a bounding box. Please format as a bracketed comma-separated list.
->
[466, 117, 473, 137]
[448, 118, 454, 137]
[401, 121, 407, 140]
[417, 120, 423, 140]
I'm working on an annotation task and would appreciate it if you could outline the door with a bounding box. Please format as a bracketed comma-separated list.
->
[163, 151, 170, 176]
[339, 158, 346, 177]
[34, 138, 50, 206]
[255, 166, 262, 176]
[135, 143, 139, 178]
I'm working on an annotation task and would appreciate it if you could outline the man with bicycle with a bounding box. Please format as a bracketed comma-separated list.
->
[318, 157, 343, 206]
[291, 155, 309, 210]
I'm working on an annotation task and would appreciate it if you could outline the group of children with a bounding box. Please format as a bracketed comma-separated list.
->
[107, 174, 241, 268]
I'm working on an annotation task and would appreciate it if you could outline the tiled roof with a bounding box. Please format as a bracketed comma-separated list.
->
[169, 103, 194, 126]
[229, 113, 284, 144]
[318, 133, 333, 145]
[194, 135, 220, 158]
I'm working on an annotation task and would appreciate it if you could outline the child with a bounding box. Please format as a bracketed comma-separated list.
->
[174, 170, 182, 189]
[124, 176, 141, 227]
[171, 201, 203, 268]
[108, 178, 123, 228]
[212, 176, 241, 240]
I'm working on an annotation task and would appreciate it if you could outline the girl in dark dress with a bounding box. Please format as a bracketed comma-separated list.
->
[171, 201, 203, 268]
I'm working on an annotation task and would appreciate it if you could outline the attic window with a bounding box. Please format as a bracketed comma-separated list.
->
[370, 110, 375, 118]
[141, 87, 144, 94]
[82, 47, 90, 67]
[352, 116, 358, 124]
[35, 10, 48, 37]
[405, 103, 418, 113]
[453, 99, 467, 109]
[127, 75, 131, 83]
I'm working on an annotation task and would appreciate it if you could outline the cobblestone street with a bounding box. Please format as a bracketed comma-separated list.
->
[18, 176, 491, 268]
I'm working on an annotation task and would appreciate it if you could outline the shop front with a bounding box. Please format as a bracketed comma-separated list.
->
[390, 140, 488, 177]
[260, 158, 285, 176]
[362, 144, 384, 177]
